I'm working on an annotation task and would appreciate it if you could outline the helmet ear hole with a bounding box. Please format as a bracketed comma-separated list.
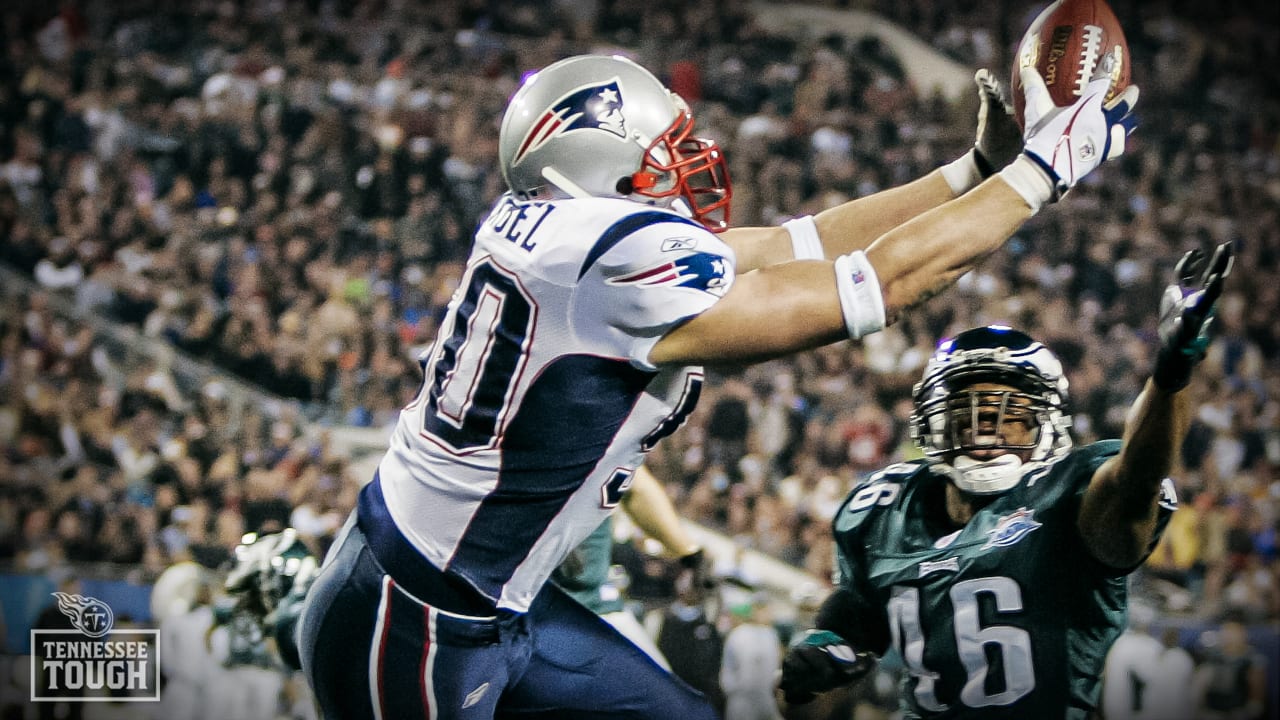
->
[615, 176, 634, 194]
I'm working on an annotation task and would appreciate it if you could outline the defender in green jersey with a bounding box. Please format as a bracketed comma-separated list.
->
[824, 439, 1176, 719]
[777, 244, 1233, 719]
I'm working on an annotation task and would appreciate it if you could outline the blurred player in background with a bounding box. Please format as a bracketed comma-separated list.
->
[720, 594, 785, 720]
[1193, 619, 1269, 720]
[777, 244, 1233, 718]
[154, 566, 218, 720]
[227, 47, 1136, 718]
[1101, 602, 1164, 720]
[1148, 627, 1198, 720]
[208, 598, 286, 720]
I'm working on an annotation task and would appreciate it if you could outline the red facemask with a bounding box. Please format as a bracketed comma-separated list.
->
[629, 109, 732, 232]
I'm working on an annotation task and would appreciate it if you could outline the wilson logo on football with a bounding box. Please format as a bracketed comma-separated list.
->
[513, 79, 626, 167]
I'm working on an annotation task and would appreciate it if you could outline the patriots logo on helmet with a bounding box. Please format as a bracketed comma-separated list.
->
[983, 507, 1042, 549]
[512, 79, 627, 167]
[608, 252, 730, 295]
[52, 591, 115, 637]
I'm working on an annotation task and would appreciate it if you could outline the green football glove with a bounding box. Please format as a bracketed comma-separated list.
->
[777, 629, 876, 705]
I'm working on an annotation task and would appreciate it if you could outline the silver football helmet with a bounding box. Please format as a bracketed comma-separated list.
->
[498, 55, 731, 231]
[911, 325, 1073, 494]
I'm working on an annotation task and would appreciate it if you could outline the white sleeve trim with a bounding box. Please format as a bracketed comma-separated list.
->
[782, 215, 824, 260]
[833, 251, 887, 340]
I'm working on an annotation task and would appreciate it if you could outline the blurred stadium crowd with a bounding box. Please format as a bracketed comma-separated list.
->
[1, 0, 1277, 718]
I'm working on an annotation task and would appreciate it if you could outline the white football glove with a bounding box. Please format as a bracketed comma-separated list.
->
[1000, 67, 1139, 210]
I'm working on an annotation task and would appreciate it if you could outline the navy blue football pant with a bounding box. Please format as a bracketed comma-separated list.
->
[298, 480, 720, 720]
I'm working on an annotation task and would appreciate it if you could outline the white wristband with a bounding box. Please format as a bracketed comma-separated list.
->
[998, 154, 1056, 213]
[940, 149, 983, 196]
[783, 215, 824, 260]
[833, 250, 886, 340]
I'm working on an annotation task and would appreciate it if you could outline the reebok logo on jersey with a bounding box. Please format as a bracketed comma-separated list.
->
[983, 507, 1041, 549]
[462, 682, 491, 709]
[918, 556, 960, 578]
[661, 236, 698, 252]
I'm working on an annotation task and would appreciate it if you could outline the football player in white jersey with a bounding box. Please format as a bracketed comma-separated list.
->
[230, 53, 1137, 719]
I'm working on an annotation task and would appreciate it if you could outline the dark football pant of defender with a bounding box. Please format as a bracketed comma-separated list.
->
[298, 479, 719, 720]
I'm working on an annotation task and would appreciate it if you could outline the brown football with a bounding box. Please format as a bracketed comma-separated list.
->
[1011, 0, 1131, 129]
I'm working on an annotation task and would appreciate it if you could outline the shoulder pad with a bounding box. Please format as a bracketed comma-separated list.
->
[1055, 439, 1122, 489]
[834, 462, 924, 533]
[1074, 439, 1122, 463]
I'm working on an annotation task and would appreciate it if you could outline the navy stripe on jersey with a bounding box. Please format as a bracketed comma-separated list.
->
[358, 479, 497, 616]
[446, 354, 654, 599]
[578, 211, 703, 280]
